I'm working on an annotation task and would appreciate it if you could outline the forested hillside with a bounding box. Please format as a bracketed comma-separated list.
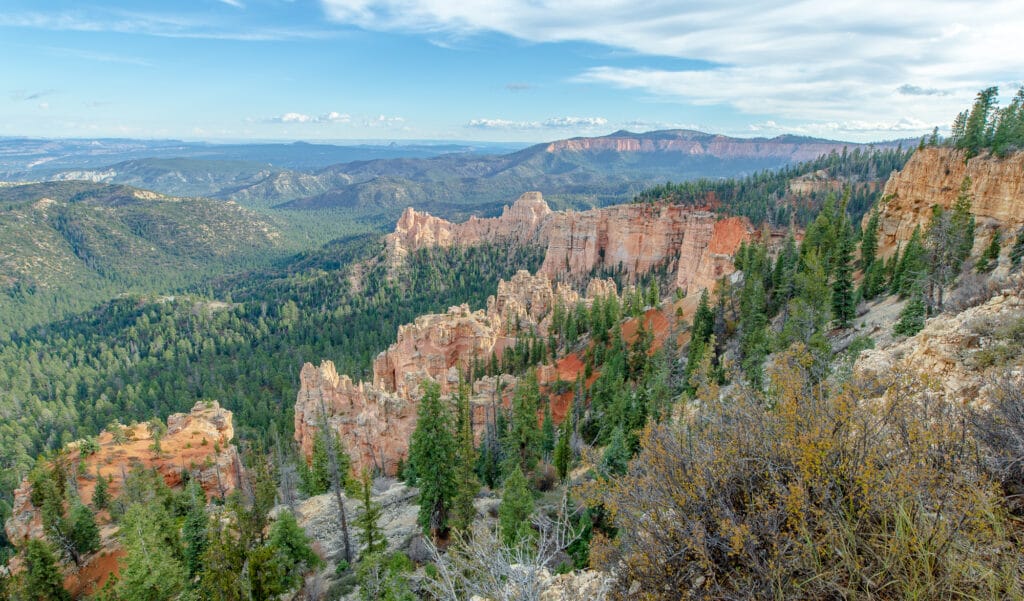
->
[0, 237, 544, 555]
[635, 146, 912, 226]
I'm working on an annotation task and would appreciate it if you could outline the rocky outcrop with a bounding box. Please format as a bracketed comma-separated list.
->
[295, 271, 614, 476]
[868, 148, 1024, 259]
[387, 191, 754, 295]
[4, 402, 242, 597]
[856, 279, 1024, 406]
[537, 204, 752, 294]
[385, 192, 551, 270]
[5, 401, 241, 546]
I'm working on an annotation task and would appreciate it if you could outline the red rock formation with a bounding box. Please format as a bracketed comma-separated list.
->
[868, 148, 1024, 259]
[385, 191, 550, 270]
[4, 401, 242, 597]
[294, 271, 613, 476]
[538, 204, 752, 294]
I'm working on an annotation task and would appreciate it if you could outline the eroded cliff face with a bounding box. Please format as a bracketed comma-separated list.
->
[868, 148, 1024, 259]
[5, 401, 241, 546]
[385, 191, 551, 270]
[295, 271, 614, 475]
[388, 191, 753, 295]
[4, 401, 242, 596]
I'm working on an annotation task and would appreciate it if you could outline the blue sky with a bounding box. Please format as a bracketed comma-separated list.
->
[2, 0, 1021, 143]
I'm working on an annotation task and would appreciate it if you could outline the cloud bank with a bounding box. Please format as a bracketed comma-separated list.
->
[321, 0, 1023, 131]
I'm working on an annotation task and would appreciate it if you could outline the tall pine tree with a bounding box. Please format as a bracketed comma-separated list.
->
[407, 381, 458, 538]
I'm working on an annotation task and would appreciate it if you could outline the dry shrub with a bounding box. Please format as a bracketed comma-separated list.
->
[533, 462, 559, 492]
[971, 374, 1024, 514]
[589, 344, 1022, 600]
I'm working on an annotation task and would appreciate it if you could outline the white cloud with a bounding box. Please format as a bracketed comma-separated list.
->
[320, 0, 1024, 136]
[219, 0, 245, 8]
[468, 116, 607, 130]
[269, 111, 352, 124]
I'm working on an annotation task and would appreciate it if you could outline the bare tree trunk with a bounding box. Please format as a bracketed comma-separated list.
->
[318, 401, 352, 564]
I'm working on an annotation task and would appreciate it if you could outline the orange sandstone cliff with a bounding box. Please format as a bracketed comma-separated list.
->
[868, 148, 1024, 259]
[4, 401, 242, 597]
[299, 192, 755, 477]
[294, 271, 607, 475]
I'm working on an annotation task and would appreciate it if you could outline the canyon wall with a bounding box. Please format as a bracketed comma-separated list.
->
[389, 191, 753, 295]
[295, 271, 609, 475]
[868, 148, 1024, 259]
[301, 191, 756, 476]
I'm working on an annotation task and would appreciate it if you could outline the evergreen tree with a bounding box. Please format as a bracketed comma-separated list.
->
[895, 286, 927, 337]
[67, 502, 100, 558]
[182, 481, 208, 580]
[354, 471, 387, 557]
[892, 226, 926, 297]
[601, 426, 631, 477]
[22, 539, 70, 601]
[505, 369, 542, 473]
[92, 472, 109, 511]
[1011, 229, 1024, 269]
[498, 466, 534, 549]
[739, 277, 769, 387]
[977, 231, 1001, 273]
[831, 220, 856, 328]
[859, 206, 882, 299]
[952, 177, 976, 266]
[960, 86, 999, 157]
[407, 381, 457, 537]
[451, 383, 479, 533]
[267, 509, 322, 588]
[553, 420, 572, 481]
[302, 429, 351, 497]
[540, 404, 555, 456]
[116, 502, 185, 601]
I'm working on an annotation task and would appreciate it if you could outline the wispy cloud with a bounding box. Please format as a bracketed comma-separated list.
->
[10, 89, 56, 101]
[320, 0, 1024, 135]
[268, 111, 351, 124]
[0, 10, 334, 41]
[505, 82, 532, 92]
[467, 116, 607, 130]
[218, 0, 246, 8]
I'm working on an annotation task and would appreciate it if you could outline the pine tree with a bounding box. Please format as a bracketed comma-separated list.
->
[505, 369, 541, 473]
[831, 221, 856, 328]
[266, 509, 322, 589]
[92, 472, 109, 511]
[22, 539, 71, 601]
[1011, 229, 1024, 268]
[977, 231, 1001, 273]
[407, 381, 457, 537]
[893, 226, 926, 297]
[68, 502, 100, 558]
[895, 286, 927, 337]
[739, 277, 769, 387]
[553, 420, 572, 481]
[498, 466, 534, 549]
[451, 383, 479, 533]
[540, 404, 555, 456]
[952, 177, 976, 266]
[116, 502, 185, 601]
[354, 471, 387, 557]
[601, 426, 631, 477]
[182, 481, 208, 580]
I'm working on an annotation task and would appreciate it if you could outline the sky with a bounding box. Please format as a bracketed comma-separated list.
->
[1, 0, 1021, 143]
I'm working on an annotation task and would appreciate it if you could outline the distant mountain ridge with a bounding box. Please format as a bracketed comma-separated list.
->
[9, 130, 909, 219]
